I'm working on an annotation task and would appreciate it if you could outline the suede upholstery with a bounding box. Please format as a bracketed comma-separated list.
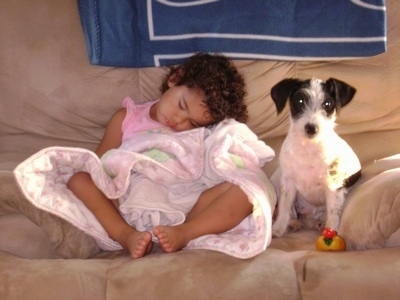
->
[1, 0, 400, 299]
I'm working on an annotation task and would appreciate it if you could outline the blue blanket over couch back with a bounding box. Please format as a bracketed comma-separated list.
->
[78, 0, 386, 67]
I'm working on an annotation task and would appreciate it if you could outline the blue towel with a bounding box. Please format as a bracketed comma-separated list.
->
[78, 0, 387, 67]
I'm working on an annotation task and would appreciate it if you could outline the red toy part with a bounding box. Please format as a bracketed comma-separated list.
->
[316, 228, 346, 251]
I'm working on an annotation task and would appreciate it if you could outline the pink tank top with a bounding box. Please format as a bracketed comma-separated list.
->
[121, 97, 173, 142]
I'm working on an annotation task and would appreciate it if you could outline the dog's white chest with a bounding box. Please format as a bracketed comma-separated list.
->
[280, 137, 332, 204]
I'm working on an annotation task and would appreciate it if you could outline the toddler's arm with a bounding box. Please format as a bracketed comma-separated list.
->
[95, 108, 126, 157]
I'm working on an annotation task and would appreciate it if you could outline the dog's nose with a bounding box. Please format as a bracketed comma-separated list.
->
[305, 123, 318, 136]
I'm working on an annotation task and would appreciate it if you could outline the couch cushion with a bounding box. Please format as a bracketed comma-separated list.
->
[340, 155, 400, 250]
[0, 252, 109, 300]
[294, 247, 400, 299]
[106, 249, 300, 299]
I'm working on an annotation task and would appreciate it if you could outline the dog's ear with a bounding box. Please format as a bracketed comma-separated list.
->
[270, 79, 302, 114]
[325, 78, 357, 108]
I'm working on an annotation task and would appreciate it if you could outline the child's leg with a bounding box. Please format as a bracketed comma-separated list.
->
[67, 172, 152, 258]
[153, 182, 252, 253]
[184, 181, 232, 222]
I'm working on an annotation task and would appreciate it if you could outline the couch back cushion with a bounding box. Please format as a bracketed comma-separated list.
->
[1, 0, 400, 170]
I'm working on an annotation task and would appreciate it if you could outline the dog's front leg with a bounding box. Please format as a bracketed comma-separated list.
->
[272, 178, 297, 237]
[324, 189, 347, 232]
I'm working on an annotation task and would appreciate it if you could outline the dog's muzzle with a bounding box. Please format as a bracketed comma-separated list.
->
[305, 123, 318, 137]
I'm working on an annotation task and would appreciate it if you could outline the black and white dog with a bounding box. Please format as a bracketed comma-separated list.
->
[271, 77, 361, 237]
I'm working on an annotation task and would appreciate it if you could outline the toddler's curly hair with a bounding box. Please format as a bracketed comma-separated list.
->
[160, 53, 248, 123]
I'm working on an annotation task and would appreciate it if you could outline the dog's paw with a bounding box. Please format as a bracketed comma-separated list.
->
[272, 223, 286, 237]
[288, 219, 302, 232]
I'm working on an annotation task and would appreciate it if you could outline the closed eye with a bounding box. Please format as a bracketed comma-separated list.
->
[179, 98, 187, 110]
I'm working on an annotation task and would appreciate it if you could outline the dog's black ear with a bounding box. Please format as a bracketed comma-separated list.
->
[325, 78, 357, 108]
[270, 79, 302, 114]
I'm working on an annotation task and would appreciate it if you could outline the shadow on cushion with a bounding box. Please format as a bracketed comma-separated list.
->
[0, 171, 100, 258]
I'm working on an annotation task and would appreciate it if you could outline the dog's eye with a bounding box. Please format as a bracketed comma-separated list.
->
[323, 99, 334, 112]
[297, 99, 305, 106]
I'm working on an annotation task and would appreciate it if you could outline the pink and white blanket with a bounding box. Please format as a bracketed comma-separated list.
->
[14, 119, 276, 259]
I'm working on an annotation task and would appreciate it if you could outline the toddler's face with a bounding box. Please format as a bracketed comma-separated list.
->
[151, 85, 212, 131]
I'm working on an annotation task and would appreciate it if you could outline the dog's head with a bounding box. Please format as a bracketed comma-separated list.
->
[270, 77, 356, 137]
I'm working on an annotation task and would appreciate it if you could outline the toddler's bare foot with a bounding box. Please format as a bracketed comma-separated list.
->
[153, 225, 190, 253]
[124, 230, 153, 259]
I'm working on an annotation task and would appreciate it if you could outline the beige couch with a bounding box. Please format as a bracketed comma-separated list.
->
[1, 0, 400, 299]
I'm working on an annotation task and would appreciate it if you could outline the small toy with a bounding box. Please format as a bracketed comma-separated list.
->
[315, 228, 346, 251]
